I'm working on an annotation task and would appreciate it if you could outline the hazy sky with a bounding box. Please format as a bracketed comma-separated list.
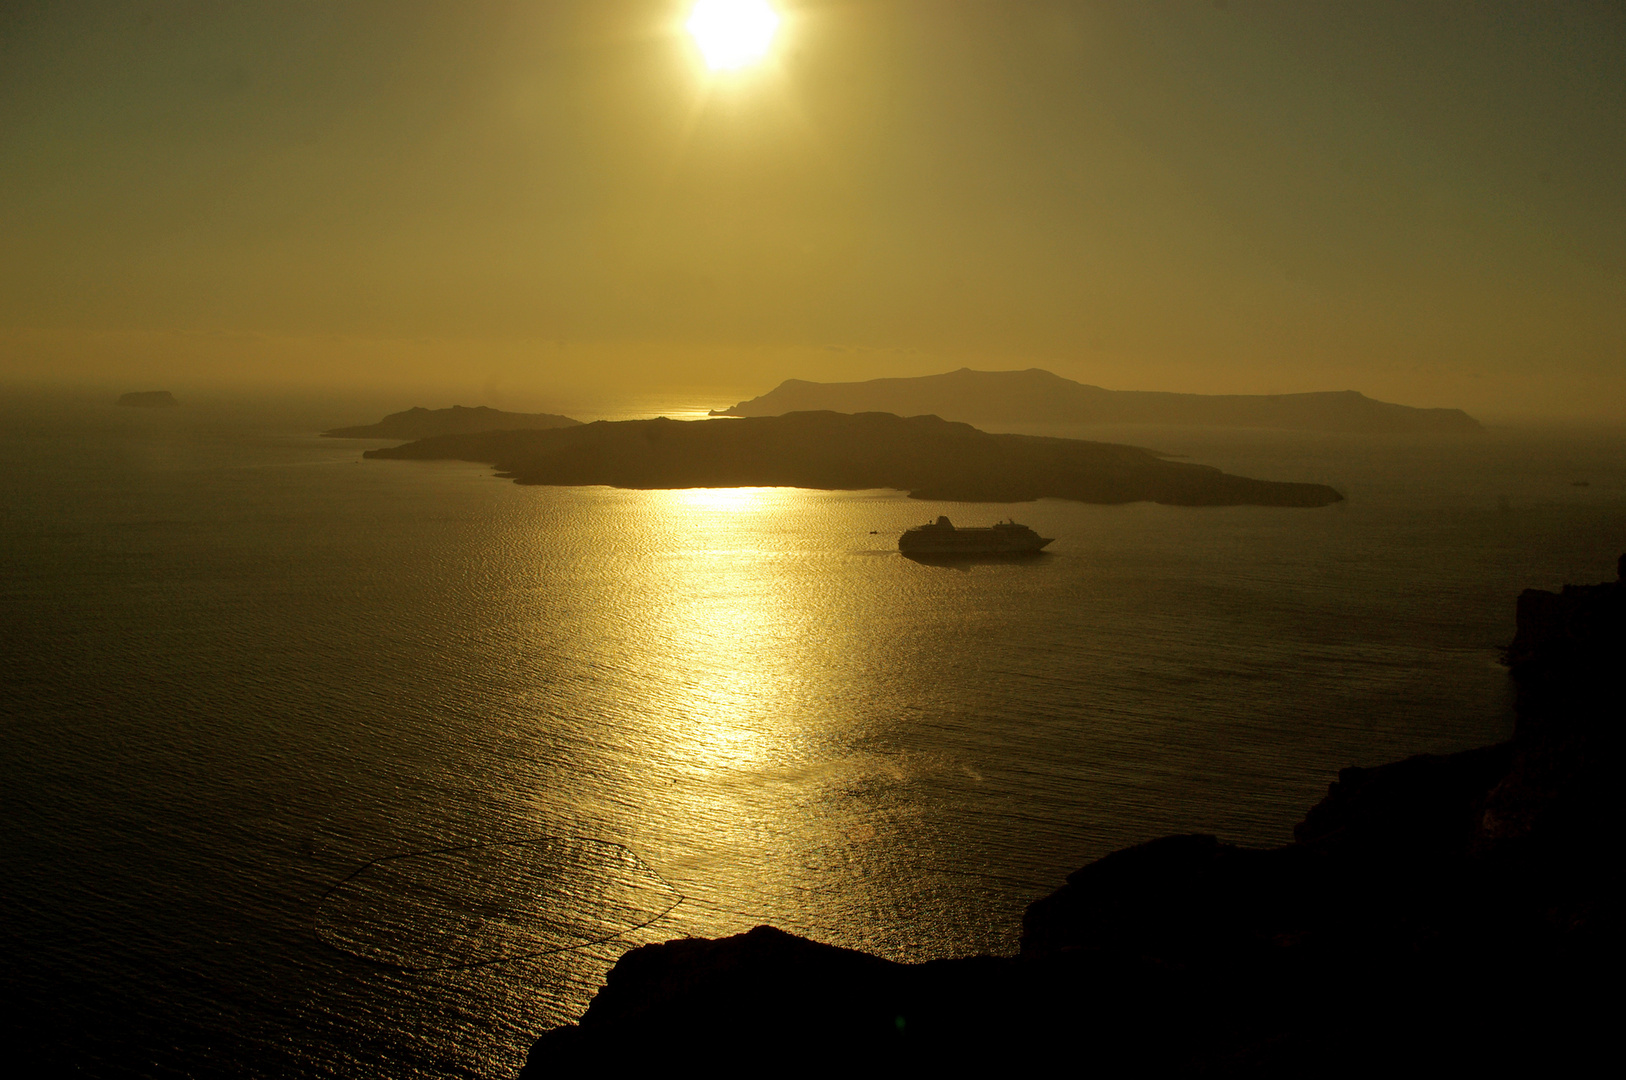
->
[2, 1, 1622, 416]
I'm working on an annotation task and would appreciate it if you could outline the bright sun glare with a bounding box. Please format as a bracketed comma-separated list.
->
[687, 0, 780, 71]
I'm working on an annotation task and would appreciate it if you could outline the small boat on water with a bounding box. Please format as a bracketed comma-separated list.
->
[898, 516, 1054, 555]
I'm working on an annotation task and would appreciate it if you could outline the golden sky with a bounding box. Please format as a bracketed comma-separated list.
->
[1, 1, 1622, 417]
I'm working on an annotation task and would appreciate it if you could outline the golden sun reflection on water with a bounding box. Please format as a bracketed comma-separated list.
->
[630, 488, 812, 779]
[586, 487, 879, 931]
[667, 485, 778, 516]
[502, 484, 1149, 961]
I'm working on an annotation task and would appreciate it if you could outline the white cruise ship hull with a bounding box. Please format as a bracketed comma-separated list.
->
[898, 517, 1054, 555]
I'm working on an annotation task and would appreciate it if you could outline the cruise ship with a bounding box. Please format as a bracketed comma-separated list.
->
[898, 516, 1054, 555]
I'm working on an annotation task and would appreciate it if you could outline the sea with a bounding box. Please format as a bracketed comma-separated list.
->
[3, 386, 1623, 1077]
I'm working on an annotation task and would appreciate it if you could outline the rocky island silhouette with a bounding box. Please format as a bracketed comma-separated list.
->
[520, 559, 1617, 1074]
[362, 411, 1344, 507]
[323, 404, 580, 440]
[713, 368, 1483, 434]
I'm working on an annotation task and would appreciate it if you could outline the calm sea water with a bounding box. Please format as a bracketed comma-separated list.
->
[3, 388, 1623, 1077]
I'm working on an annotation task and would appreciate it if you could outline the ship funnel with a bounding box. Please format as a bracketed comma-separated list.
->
[936, 516, 952, 527]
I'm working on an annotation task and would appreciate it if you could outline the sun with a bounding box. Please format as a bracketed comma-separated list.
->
[687, 0, 780, 71]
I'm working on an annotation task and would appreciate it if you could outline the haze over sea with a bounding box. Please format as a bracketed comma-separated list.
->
[4, 387, 1623, 1077]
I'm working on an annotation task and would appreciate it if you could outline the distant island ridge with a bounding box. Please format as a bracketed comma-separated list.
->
[363, 411, 1343, 508]
[711, 368, 1483, 434]
[323, 405, 580, 440]
[116, 390, 178, 408]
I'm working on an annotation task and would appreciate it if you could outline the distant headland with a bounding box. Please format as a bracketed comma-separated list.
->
[116, 390, 178, 408]
[712, 368, 1483, 434]
[322, 405, 580, 440]
[364, 411, 1344, 508]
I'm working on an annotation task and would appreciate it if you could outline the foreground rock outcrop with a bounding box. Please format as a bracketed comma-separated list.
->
[521, 560, 1619, 1075]
[366, 411, 1344, 507]
[713, 368, 1483, 434]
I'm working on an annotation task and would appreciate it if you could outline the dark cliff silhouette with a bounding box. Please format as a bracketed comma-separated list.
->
[712, 368, 1483, 434]
[363, 411, 1343, 507]
[519, 561, 1618, 1075]
[116, 390, 178, 408]
[322, 405, 580, 440]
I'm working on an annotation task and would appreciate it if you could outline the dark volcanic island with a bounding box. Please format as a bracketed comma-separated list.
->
[363, 411, 1343, 507]
[520, 562, 1618, 1075]
[323, 404, 580, 440]
[712, 368, 1483, 434]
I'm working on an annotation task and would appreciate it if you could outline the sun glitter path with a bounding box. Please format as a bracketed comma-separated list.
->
[315, 836, 684, 972]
